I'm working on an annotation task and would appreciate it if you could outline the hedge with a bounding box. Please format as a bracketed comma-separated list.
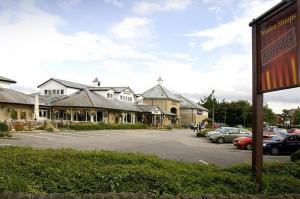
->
[0, 122, 8, 132]
[65, 122, 148, 131]
[0, 191, 300, 199]
[292, 150, 300, 162]
[0, 147, 299, 196]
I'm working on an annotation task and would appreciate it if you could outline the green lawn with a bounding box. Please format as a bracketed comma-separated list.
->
[0, 147, 299, 196]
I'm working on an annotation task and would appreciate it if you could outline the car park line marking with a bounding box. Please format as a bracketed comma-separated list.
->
[198, 160, 209, 165]
[18, 133, 54, 140]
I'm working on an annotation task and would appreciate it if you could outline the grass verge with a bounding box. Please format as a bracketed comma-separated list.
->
[0, 146, 299, 196]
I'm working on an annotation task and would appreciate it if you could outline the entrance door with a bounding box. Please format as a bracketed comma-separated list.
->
[97, 111, 103, 122]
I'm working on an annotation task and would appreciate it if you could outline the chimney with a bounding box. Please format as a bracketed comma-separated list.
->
[92, 77, 101, 87]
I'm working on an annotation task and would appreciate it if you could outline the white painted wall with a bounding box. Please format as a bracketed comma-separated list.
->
[94, 89, 115, 99]
[0, 81, 11, 88]
[39, 80, 79, 96]
[118, 89, 135, 103]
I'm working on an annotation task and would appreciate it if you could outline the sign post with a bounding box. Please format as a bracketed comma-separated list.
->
[250, 0, 300, 192]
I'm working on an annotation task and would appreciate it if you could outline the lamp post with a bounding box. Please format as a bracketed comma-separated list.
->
[212, 90, 215, 128]
[224, 107, 227, 125]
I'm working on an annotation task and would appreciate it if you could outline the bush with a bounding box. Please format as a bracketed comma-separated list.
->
[66, 123, 148, 131]
[291, 150, 300, 162]
[0, 131, 11, 138]
[0, 123, 8, 132]
[0, 147, 299, 196]
[45, 124, 55, 132]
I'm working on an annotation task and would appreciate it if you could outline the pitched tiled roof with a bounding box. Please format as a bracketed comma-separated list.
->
[136, 105, 160, 113]
[51, 89, 139, 112]
[0, 87, 34, 105]
[0, 76, 16, 83]
[142, 84, 180, 102]
[176, 95, 208, 111]
[38, 78, 91, 89]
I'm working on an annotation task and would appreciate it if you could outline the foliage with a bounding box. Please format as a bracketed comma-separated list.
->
[263, 104, 277, 125]
[196, 128, 213, 137]
[294, 109, 300, 126]
[66, 122, 148, 131]
[281, 109, 290, 127]
[199, 95, 277, 127]
[0, 123, 9, 132]
[291, 150, 300, 162]
[0, 147, 299, 196]
[10, 110, 17, 120]
[45, 124, 55, 132]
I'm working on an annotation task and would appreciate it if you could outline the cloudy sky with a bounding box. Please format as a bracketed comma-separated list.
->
[1, 0, 299, 113]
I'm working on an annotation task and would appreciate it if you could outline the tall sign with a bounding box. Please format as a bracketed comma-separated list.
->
[249, 0, 300, 192]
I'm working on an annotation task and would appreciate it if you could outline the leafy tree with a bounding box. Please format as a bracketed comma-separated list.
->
[263, 104, 277, 125]
[294, 109, 300, 125]
[281, 109, 290, 127]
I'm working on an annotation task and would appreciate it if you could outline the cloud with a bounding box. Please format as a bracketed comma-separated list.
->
[187, 0, 280, 51]
[57, 0, 81, 9]
[104, 0, 123, 7]
[109, 17, 152, 40]
[132, 0, 192, 15]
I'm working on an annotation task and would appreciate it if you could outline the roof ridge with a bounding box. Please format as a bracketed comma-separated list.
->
[158, 84, 170, 98]
[84, 89, 96, 107]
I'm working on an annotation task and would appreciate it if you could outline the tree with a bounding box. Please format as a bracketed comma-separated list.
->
[294, 109, 300, 125]
[263, 104, 277, 125]
[281, 109, 290, 127]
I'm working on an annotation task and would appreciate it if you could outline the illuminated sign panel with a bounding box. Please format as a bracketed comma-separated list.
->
[259, 3, 300, 92]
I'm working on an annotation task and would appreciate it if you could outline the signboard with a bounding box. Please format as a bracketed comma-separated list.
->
[259, 2, 300, 93]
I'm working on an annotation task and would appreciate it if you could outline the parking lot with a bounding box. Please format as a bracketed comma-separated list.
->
[0, 129, 289, 166]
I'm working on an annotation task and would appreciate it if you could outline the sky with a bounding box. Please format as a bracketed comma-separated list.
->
[0, 0, 299, 113]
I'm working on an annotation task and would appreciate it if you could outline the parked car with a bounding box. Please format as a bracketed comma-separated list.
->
[263, 133, 300, 155]
[263, 126, 287, 139]
[288, 128, 300, 134]
[207, 127, 251, 144]
[233, 135, 252, 150]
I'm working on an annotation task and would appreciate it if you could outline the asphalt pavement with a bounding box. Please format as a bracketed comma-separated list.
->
[0, 129, 289, 166]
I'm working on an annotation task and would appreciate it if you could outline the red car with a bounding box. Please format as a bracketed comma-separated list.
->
[288, 128, 300, 134]
[233, 136, 252, 150]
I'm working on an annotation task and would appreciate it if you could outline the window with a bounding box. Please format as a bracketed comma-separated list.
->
[44, 90, 47, 95]
[20, 112, 26, 120]
[120, 96, 123, 100]
[61, 90, 64, 95]
[57, 90, 60, 94]
[39, 110, 47, 117]
[107, 93, 110, 98]
[52, 90, 56, 94]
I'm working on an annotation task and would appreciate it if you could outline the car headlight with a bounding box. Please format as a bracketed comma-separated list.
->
[263, 143, 267, 147]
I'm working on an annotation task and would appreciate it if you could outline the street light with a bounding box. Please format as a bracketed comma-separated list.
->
[212, 90, 215, 128]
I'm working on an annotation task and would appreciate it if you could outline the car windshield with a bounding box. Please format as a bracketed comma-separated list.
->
[276, 128, 288, 136]
[271, 135, 284, 141]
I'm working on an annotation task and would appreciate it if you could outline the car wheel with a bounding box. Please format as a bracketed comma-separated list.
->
[217, 137, 224, 144]
[271, 147, 279, 155]
[245, 143, 252, 151]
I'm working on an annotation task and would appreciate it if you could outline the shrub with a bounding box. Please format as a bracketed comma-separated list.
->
[291, 150, 300, 162]
[0, 147, 299, 196]
[0, 123, 8, 132]
[196, 131, 207, 137]
[45, 124, 55, 132]
[66, 123, 148, 131]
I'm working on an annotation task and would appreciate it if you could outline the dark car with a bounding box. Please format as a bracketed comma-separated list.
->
[263, 134, 300, 155]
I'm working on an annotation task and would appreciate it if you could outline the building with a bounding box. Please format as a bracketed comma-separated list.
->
[0, 76, 37, 122]
[142, 82, 180, 126]
[176, 94, 208, 125]
[0, 76, 208, 127]
[0, 76, 16, 88]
